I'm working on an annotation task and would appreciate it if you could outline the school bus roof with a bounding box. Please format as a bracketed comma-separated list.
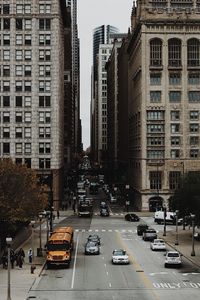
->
[53, 226, 73, 235]
[48, 232, 71, 242]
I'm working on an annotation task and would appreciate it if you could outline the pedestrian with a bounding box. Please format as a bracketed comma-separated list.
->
[10, 248, 15, 269]
[28, 248, 33, 263]
[1, 251, 8, 269]
[16, 248, 25, 268]
[72, 202, 76, 214]
[57, 210, 60, 219]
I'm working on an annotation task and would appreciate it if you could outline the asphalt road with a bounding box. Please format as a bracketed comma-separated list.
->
[27, 190, 200, 300]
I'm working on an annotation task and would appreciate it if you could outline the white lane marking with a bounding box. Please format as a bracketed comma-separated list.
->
[109, 282, 112, 288]
[149, 272, 168, 276]
[115, 229, 119, 232]
[102, 229, 106, 232]
[104, 263, 107, 267]
[95, 229, 99, 232]
[75, 229, 79, 232]
[106, 271, 109, 276]
[71, 234, 79, 289]
[108, 229, 112, 232]
[88, 229, 92, 232]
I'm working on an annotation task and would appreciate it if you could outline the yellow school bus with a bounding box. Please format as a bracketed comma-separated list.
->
[46, 230, 73, 268]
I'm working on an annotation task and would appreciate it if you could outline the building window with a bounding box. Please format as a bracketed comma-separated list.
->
[171, 149, 180, 158]
[190, 149, 199, 158]
[16, 81, 23, 92]
[24, 158, 31, 168]
[24, 127, 31, 138]
[24, 5, 31, 14]
[24, 143, 31, 154]
[3, 96, 10, 107]
[25, 34, 32, 45]
[150, 73, 161, 85]
[150, 91, 161, 102]
[15, 158, 22, 165]
[147, 150, 164, 159]
[3, 112, 10, 123]
[24, 96, 31, 107]
[3, 142, 10, 154]
[171, 136, 180, 146]
[190, 136, 199, 145]
[16, 50, 23, 61]
[3, 127, 10, 138]
[171, 124, 180, 133]
[24, 19, 32, 30]
[39, 127, 51, 138]
[168, 38, 182, 67]
[188, 91, 200, 102]
[16, 4, 23, 14]
[3, 50, 10, 60]
[169, 91, 181, 102]
[15, 143, 22, 154]
[190, 111, 199, 120]
[169, 171, 181, 190]
[170, 111, 180, 121]
[169, 73, 181, 85]
[3, 4, 10, 14]
[24, 81, 31, 92]
[24, 50, 31, 61]
[39, 96, 51, 107]
[39, 143, 51, 154]
[188, 72, 200, 85]
[16, 19, 23, 30]
[3, 19, 10, 30]
[16, 34, 23, 45]
[147, 137, 164, 146]
[16, 65, 23, 76]
[187, 38, 200, 67]
[3, 81, 10, 92]
[39, 19, 51, 30]
[39, 112, 51, 123]
[150, 38, 162, 66]
[190, 123, 199, 132]
[24, 65, 31, 76]
[16, 96, 22, 107]
[147, 110, 164, 120]
[3, 65, 10, 77]
[150, 171, 162, 190]
[39, 158, 51, 169]
[16, 127, 23, 138]
[24, 112, 31, 123]
[16, 112, 22, 123]
[3, 34, 10, 45]
[147, 124, 164, 133]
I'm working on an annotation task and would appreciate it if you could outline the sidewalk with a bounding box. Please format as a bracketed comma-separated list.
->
[0, 209, 74, 300]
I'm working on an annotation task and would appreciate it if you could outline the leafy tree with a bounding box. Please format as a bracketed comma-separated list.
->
[170, 171, 200, 222]
[0, 158, 48, 231]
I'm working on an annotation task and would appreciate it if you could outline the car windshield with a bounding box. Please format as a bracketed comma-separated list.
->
[86, 242, 97, 247]
[168, 252, 179, 257]
[113, 250, 126, 256]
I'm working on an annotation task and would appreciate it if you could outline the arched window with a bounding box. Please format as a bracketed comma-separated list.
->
[168, 39, 182, 67]
[150, 38, 162, 66]
[187, 38, 200, 67]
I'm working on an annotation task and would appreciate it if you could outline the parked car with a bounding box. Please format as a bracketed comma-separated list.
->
[100, 201, 108, 208]
[125, 213, 140, 222]
[100, 207, 110, 217]
[85, 241, 100, 255]
[87, 234, 101, 245]
[112, 249, 129, 264]
[164, 251, 182, 267]
[137, 224, 149, 236]
[143, 228, 157, 241]
[150, 239, 166, 251]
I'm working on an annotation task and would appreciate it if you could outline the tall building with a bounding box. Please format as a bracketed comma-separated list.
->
[91, 25, 119, 163]
[0, 0, 67, 209]
[128, 0, 200, 211]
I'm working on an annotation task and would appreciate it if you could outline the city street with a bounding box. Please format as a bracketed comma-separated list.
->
[26, 192, 200, 300]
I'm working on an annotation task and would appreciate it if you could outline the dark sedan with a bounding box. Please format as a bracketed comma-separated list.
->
[125, 213, 140, 222]
[100, 208, 110, 216]
[87, 234, 101, 245]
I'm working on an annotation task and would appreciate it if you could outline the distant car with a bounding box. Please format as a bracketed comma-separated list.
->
[150, 239, 166, 251]
[100, 207, 110, 216]
[112, 249, 129, 265]
[165, 251, 182, 267]
[87, 234, 101, 245]
[125, 213, 140, 222]
[137, 224, 149, 236]
[85, 241, 100, 255]
[143, 228, 157, 241]
[100, 201, 108, 208]
[194, 232, 200, 241]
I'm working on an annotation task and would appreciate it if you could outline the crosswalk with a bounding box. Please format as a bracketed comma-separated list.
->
[75, 228, 135, 233]
[94, 213, 125, 216]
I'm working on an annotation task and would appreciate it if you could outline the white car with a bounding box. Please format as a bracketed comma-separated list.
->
[150, 239, 166, 251]
[112, 249, 129, 264]
[165, 251, 182, 267]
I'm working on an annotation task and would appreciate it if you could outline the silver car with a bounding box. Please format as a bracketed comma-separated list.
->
[165, 251, 182, 267]
[85, 241, 100, 255]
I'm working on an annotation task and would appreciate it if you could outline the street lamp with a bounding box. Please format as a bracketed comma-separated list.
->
[6, 237, 12, 300]
[30, 220, 35, 264]
[191, 214, 196, 256]
[175, 210, 179, 245]
[37, 214, 43, 257]
[163, 206, 166, 236]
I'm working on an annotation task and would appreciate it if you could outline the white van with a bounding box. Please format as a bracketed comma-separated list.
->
[154, 211, 176, 224]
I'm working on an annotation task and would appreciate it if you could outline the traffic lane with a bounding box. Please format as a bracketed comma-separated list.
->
[123, 225, 200, 299]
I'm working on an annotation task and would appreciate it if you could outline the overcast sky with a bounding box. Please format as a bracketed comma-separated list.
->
[77, 0, 134, 150]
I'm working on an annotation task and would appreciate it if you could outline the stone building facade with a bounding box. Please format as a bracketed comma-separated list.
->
[128, 0, 200, 211]
[0, 0, 67, 209]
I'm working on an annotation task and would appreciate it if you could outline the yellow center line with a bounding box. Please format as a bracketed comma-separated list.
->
[116, 231, 161, 300]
